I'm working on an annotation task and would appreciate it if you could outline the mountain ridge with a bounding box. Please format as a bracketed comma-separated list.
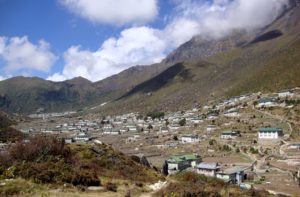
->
[0, 1, 299, 114]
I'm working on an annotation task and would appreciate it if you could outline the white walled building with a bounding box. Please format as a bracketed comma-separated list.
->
[257, 97, 278, 108]
[221, 131, 240, 140]
[206, 125, 217, 132]
[181, 134, 200, 143]
[258, 128, 283, 139]
[196, 162, 220, 177]
[278, 90, 294, 98]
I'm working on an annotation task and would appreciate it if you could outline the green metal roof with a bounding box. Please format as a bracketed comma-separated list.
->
[182, 134, 198, 138]
[222, 131, 237, 135]
[258, 128, 283, 132]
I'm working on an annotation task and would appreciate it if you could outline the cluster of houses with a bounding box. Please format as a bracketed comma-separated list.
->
[165, 154, 250, 185]
[21, 88, 296, 145]
[219, 128, 284, 140]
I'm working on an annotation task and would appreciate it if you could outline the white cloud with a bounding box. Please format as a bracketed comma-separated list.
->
[0, 36, 57, 75]
[60, 0, 158, 26]
[48, 27, 166, 81]
[49, 0, 289, 82]
[0, 76, 8, 81]
[171, 0, 289, 39]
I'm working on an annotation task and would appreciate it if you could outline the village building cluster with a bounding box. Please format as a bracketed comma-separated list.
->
[9, 87, 300, 193]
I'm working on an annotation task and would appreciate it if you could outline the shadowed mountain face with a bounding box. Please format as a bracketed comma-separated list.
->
[120, 63, 185, 99]
[0, 1, 299, 115]
[247, 30, 283, 45]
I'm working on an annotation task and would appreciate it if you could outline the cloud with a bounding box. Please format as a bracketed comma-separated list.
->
[49, 0, 289, 82]
[0, 36, 57, 76]
[0, 76, 8, 81]
[171, 0, 290, 39]
[48, 26, 166, 81]
[60, 0, 158, 26]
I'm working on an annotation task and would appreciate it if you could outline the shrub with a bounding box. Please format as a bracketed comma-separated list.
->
[72, 170, 101, 186]
[146, 111, 165, 120]
[131, 155, 141, 163]
[135, 182, 143, 187]
[209, 139, 215, 146]
[250, 147, 259, 154]
[106, 182, 117, 192]
[0, 127, 24, 143]
[179, 118, 186, 126]
[173, 135, 178, 141]
[222, 145, 231, 152]
[9, 135, 69, 162]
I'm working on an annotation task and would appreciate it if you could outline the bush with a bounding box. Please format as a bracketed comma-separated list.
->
[222, 145, 231, 152]
[131, 155, 141, 163]
[72, 170, 101, 186]
[0, 127, 24, 143]
[106, 182, 117, 192]
[250, 147, 259, 154]
[209, 139, 215, 146]
[135, 182, 143, 187]
[179, 118, 186, 126]
[146, 111, 165, 120]
[9, 135, 69, 162]
[173, 135, 178, 141]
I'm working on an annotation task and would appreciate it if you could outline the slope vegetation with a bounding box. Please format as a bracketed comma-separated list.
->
[96, 3, 300, 114]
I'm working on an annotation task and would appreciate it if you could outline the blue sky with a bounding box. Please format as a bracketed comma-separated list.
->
[0, 0, 288, 81]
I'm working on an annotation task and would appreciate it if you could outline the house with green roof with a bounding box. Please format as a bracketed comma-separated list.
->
[166, 154, 202, 174]
[258, 128, 283, 139]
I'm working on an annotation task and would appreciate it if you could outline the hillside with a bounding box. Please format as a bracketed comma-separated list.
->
[0, 64, 166, 114]
[162, 30, 254, 66]
[0, 135, 162, 196]
[93, 1, 300, 115]
[0, 1, 299, 115]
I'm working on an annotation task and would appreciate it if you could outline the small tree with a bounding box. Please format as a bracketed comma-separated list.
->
[179, 118, 186, 126]
[147, 124, 153, 130]
[173, 135, 178, 141]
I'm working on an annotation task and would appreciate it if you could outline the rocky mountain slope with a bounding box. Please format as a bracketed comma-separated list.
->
[96, 0, 300, 114]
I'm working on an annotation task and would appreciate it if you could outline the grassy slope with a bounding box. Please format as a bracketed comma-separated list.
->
[0, 136, 162, 195]
[97, 27, 300, 115]
[93, 5, 300, 115]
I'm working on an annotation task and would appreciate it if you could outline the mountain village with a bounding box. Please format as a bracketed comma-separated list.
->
[6, 87, 300, 196]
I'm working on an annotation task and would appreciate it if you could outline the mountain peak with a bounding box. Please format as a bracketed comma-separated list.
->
[66, 76, 92, 85]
